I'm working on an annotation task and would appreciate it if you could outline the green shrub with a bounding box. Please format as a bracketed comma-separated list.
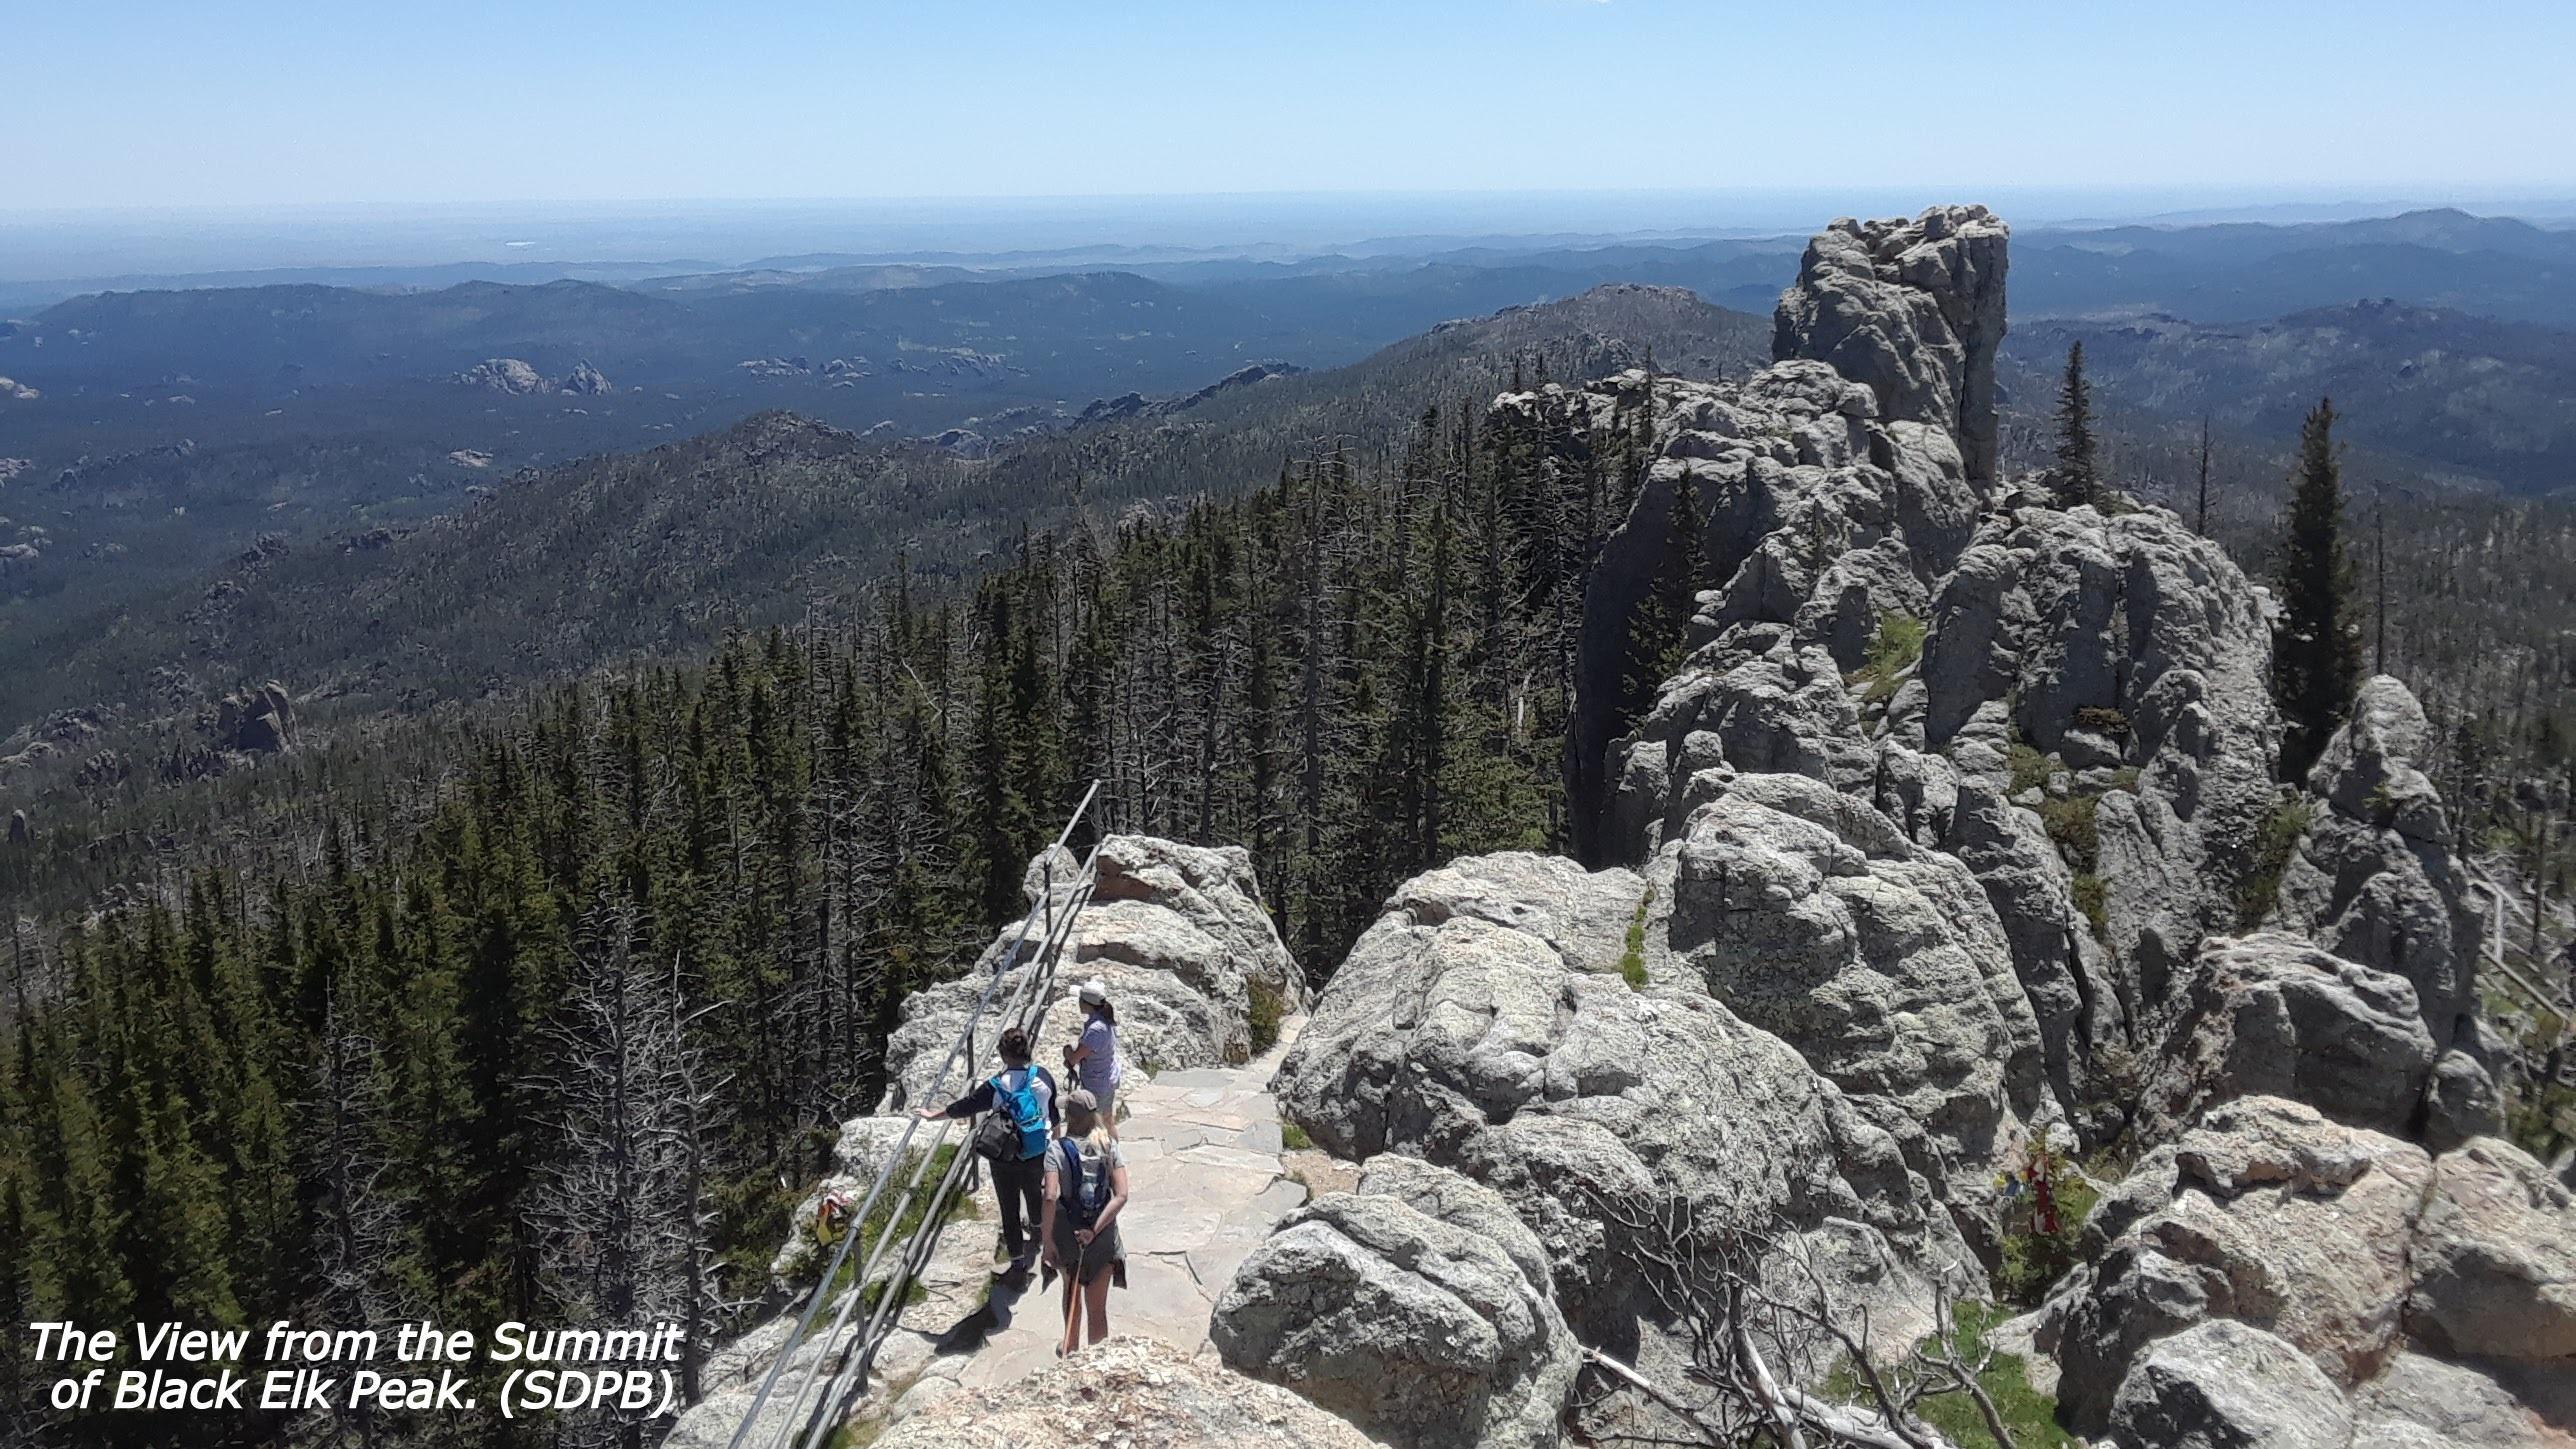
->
[2072, 705, 2131, 738]
[1995, 1172, 2100, 1306]
[1847, 610, 1929, 706]
[2036, 792, 2101, 869]
[2503, 1007, 2575, 1162]
[1822, 1300, 2081, 1449]
[2007, 744, 2052, 797]
[1248, 977, 1285, 1055]
[1618, 887, 1655, 990]
[1923, 1302, 2082, 1448]
[819, 1143, 961, 1295]
[2071, 873, 2109, 943]
[2108, 766, 2142, 793]
[2233, 791, 2316, 929]
[1280, 1121, 1314, 1152]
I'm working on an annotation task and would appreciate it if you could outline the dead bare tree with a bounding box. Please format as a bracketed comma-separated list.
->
[296, 991, 409, 1449]
[1568, 1188, 2017, 1449]
[531, 901, 726, 1448]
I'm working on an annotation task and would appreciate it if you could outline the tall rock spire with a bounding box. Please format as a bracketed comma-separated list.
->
[1772, 203, 2010, 482]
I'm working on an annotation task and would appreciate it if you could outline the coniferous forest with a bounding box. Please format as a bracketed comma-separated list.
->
[0, 383, 1669, 1449]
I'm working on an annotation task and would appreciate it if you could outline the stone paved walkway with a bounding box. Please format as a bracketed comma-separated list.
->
[857, 1017, 1311, 1432]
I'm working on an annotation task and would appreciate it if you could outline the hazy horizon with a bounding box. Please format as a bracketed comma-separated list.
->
[9, 185, 2576, 293]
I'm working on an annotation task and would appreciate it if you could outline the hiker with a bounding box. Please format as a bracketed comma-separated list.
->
[1040, 1087, 1128, 1356]
[913, 1026, 1057, 1277]
[1061, 977, 1121, 1135]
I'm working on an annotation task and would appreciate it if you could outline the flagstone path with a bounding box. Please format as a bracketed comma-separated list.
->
[855, 1017, 1312, 1432]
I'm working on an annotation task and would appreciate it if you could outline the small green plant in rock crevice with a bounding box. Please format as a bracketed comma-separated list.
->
[1993, 1137, 2099, 1308]
[1847, 610, 1929, 707]
[2234, 791, 2316, 929]
[2007, 743, 2052, 797]
[1280, 1120, 1314, 1152]
[1619, 887, 1655, 989]
[1248, 977, 1285, 1055]
[2036, 792, 2101, 866]
[2070, 874, 2110, 944]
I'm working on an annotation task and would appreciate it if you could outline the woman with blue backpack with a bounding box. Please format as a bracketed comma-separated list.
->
[1039, 1087, 1129, 1356]
[914, 1026, 1057, 1278]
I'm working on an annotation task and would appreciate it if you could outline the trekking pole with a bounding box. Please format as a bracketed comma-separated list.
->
[1058, 1230, 1093, 1357]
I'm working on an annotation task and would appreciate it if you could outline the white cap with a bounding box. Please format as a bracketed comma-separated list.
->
[1078, 978, 1109, 1007]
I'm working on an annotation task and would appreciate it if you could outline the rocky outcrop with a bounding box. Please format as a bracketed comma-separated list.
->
[2271, 676, 2484, 1055]
[1271, 851, 1966, 1429]
[1220, 204, 2534, 1449]
[1212, 1156, 1578, 1449]
[207, 680, 295, 754]
[870, 1337, 1378, 1449]
[2041, 1095, 2575, 1441]
[1563, 207, 2010, 860]
[1771, 204, 2009, 481]
[880, 835, 1302, 1110]
[454, 357, 548, 394]
[454, 357, 616, 395]
[1921, 504, 2283, 1059]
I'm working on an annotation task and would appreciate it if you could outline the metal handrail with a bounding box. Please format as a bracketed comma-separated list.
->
[722, 782, 1101, 1449]
[785, 866, 1101, 1446]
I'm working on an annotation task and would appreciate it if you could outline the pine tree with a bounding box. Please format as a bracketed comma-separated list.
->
[2273, 397, 2364, 778]
[1619, 469, 1707, 729]
[2052, 341, 2099, 508]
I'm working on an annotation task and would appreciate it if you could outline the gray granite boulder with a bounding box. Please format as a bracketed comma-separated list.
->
[1211, 1156, 1576, 1449]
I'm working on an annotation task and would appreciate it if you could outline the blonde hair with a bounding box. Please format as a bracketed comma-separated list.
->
[1061, 1095, 1114, 1160]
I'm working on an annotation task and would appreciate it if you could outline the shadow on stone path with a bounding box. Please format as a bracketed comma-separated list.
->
[861, 1017, 1312, 1430]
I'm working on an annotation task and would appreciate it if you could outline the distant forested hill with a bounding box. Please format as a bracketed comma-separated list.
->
[0, 283, 1765, 748]
[2003, 301, 2576, 493]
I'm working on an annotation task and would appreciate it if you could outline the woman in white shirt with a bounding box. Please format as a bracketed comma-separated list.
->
[1063, 978, 1122, 1136]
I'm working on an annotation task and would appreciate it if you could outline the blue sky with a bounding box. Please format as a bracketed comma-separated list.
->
[8, 0, 2571, 210]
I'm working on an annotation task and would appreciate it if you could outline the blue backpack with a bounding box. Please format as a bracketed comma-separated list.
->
[994, 1067, 1050, 1160]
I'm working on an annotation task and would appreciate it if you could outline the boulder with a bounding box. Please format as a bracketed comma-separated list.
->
[2049, 1097, 2573, 1440]
[2106, 1319, 2353, 1449]
[2133, 933, 2436, 1141]
[880, 834, 1300, 1108]
[1659, 771, 2050, 1206]
[2348, 1352, 2562, 1449]
[871, 1336, 1379, 1449]
[1211, 1157, 1577, 1449]
[2406, 1137, 2576, 1364]
[2054, 1097, 2432, 1429]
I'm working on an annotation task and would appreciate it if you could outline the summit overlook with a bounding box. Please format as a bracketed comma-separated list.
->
[5, 201, 2573, 1449]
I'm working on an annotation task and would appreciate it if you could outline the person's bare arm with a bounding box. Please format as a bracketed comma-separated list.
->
[1080, 1162, 1131, 1240]
[1039, 1157, 1062, 1264]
